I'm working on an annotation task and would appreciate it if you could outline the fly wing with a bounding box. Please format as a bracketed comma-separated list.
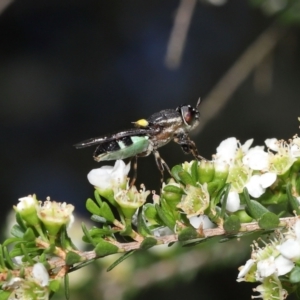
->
[74, 128, 158, 149]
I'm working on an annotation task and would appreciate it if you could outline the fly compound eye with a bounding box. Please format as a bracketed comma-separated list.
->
[178, 105, 199, 127]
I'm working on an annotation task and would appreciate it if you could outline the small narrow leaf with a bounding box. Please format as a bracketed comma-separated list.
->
[286, 183, 300, 215]
[81, 223, 96, 246]
[290, 266, 300, 283]
[0, 290, 11, 300]
[94, 190, 103, 206]
[171, 165, 184, 182]
[190, 160, 198, 183]
[137, 209, 152, 237]
[15, 212, 27, 232]
[243, 188, 268, 219]
[86, 199, 101, 215]
[223, 215, 241, 233]
[155, 204, 175, 230]
[178, 227, 199, 241]
[95, 238, 119, 257]
[23, 228, 36, 241]
[107, 250, 135, 271]
[99, 202, 115, 223]
[3, 246, 14, 269]
[178, 171, 196, 186]
[163, 185, 184, 194]
[65, 251, 82, 265]
[258, 212, 279, 230]
[49, 279, 61, 293]
[64, 274, 70, 300]
[91, 215, 107, 223]
[140, 237, 157, 250]
[10, 224, 25, 238]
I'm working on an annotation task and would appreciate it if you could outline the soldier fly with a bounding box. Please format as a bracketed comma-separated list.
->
[74, 99, 203, 186]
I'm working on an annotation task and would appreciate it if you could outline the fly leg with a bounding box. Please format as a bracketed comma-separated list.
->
[153, 149, 172, 185]
[129, 156, 138, 187]
[174, 134, 206, 161]
[184, 140, 206, 161]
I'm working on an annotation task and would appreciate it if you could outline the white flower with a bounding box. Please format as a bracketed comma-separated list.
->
[242, 146, 269, 171]
[265, 138, 279, 152]
[16, 195, 38, 211]
[274, 255, 294, 276]
[245, 173, 276, 198]
[32, 263, 49, 287]
[256, 256, 276, 280]
[189, 215, 215, 229]
[37, 200, 75, 236]
[278, 220, 300, 261]
[241, 139, 254, 152]
[215, 137, 238, 165]
[222, 191, 240, 212]
[237, 259, 255, 279]
[260, 172, 277, 188]
[87, 160, 130, 190]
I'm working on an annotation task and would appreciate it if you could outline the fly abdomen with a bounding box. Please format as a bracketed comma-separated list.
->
[93, 135, 151, 162]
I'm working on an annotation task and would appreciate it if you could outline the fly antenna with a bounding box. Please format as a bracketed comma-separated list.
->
[196, 97, 201, 108]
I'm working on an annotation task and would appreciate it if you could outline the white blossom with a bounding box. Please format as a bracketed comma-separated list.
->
[87, 160, 130, 190]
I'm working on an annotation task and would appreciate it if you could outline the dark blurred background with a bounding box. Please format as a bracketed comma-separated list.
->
[0, 0, 299, 299]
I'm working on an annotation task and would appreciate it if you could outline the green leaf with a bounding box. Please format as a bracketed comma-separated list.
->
[3, 237, 23, 246]
[86, 198, 101, 215]
[81, 223, 96, 246]
[94, 190, 103, 206]
[65, 251, 82, 265]
[258, 212, 279, 230]
[190, 160, 198, 183]
[10, 224, 25, 238]
[163, 185, 184, 194]
[99, 202, 115, 223]
[64, 274, 70, 300]
[243, 188, 268, 219]
[107, 250, 135, 271]
[182, 238, 208, 247]
[137, 209, 152, 237]
[15, 212, 27, 232]
[155, 203, 175, 230]
[0, 245, 5, 269]
[3, 246, 14, 269]
[219, 183, 231, 219]
[178, 170, 196, 186]
[91, 215, 107, 223]
[89, 227, 119, 237]
[95, 238, 119, 257]
[0, 290, 11, 300]
[178, 227, 199, 241]
[23, 228, 36, 241]
[171, 165, 184, 182]
[140, 237, 157, 250]
[290, 266, 300, 283]
[286, 183, 300, 215]
[223, 215, 241, 233]
[144, 204, 162, 225]
[49, 279, 61, 292]
[20, 243, 34, 264]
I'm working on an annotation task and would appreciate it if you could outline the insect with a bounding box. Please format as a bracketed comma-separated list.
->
[74, 99, 204, 185]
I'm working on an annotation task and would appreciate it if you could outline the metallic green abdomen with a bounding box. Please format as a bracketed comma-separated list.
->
[94, 136, 151, 161]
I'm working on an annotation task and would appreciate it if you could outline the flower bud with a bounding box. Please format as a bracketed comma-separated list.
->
[14, 195, 40, 227]
[114, 184, 150, 219]
[197, 160, 214, 184]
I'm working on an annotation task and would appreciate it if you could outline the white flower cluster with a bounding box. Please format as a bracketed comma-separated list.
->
[214, 136, 300, 213]
[237, 219, 300, 299]
[2, 263, 49, 299]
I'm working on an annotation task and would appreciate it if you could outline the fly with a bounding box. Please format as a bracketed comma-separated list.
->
[74, 99, 204, 186]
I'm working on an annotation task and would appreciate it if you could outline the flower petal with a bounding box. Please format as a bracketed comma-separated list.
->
[260, 172, 276, 188]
